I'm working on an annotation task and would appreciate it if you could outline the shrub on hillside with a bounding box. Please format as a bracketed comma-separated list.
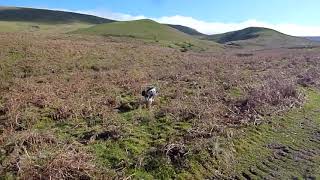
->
[297, 68, 320, 87]
[226, 79, 303, 124]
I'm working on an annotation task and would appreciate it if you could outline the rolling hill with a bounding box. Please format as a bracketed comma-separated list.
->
[0, 6, 114, 33]
[74, 19, 196, 41]
[166, 24, 205, 37]
[206, 27, 317, 48]
[0, 7, 220, 51]
[0, 6, 113, 24]
[2, 6, 316, 50]
[73, 19, 221, 51]
[304, 36, 320, 42]
[0, 6, 205, 37]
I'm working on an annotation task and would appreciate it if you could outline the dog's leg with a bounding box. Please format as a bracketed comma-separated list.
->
[146, 100, 151, 109]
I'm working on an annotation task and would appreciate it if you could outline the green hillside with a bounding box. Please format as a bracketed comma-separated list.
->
[0, 6, 114, 33]
[73, 19, 221, 51]
[206, 27, 316, 48]
[74, 19, 197, 41]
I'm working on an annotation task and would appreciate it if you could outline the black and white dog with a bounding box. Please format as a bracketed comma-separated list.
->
[142, 87, 157, 107]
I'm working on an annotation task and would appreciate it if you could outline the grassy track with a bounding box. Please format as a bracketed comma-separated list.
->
[233, 89, 320, 179]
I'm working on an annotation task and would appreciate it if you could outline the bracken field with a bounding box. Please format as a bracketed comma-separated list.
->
[0, 32, 320, 179]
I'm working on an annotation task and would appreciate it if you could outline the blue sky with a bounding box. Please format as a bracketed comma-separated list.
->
[1, 0, 320, 35]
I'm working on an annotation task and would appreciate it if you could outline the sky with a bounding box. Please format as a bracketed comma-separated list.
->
[1, 0, 320, 36]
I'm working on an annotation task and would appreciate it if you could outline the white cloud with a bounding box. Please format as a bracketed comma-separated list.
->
[78, 9, 147, 21]
[153, 16, 320, 36]
[43, 7, 320, 36]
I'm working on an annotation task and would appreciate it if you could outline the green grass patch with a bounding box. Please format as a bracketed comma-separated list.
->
[88, 107, 194, 179]
[0, 21, 95, 33]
